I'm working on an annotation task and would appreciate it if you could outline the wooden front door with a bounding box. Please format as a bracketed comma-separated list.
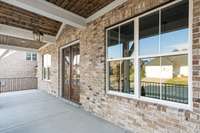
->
[62, 44, 80, 103]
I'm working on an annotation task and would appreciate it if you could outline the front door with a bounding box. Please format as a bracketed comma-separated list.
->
[62, 44, 80, 103]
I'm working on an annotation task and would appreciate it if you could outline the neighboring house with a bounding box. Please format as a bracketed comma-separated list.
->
[0, 49, 38, 92]
[0, 49, 37, 78]
[145, 55, 188, 79]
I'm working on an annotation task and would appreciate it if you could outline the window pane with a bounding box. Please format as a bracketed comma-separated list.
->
[121, 59, 134, 94]
[160, 1, 189, 53]
[43, 68, 47, 79]
[26, 53, 31, 60]
[44, 54, 51, 67]
[120, 21, 134, 57]
[109, 61, 120, 91]
[161, 55, 188, 104]
[107, 27, 122, 59]
[139, 11, 159, 56]
[140, 57, 160, 99]
[32, 53, 37, 61]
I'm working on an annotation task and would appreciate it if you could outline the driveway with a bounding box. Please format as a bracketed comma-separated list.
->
[0, 90, 129, 133]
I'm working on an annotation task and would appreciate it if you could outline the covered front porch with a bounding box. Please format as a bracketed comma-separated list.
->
[0, 90, 128, 133]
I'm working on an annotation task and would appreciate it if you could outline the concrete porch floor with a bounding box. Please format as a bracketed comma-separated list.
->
[0, 90, 129, 133]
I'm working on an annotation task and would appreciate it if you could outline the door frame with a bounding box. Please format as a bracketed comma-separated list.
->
[59, 40, 80, 97]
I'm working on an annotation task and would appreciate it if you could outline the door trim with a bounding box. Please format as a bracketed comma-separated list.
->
[59, 40, 80, 97]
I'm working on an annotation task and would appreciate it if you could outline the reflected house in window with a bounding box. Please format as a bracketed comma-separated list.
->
[144, 55, 188, 80]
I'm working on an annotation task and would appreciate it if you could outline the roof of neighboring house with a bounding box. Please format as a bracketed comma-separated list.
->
[145, 55, 188, 66]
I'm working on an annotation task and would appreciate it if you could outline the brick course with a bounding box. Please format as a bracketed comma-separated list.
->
[38, 0, 200, 132]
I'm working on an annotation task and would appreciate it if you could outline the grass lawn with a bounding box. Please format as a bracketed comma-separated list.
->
[165, 77, 188, 85]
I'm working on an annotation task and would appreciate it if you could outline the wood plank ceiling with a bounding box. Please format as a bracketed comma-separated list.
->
[0, 1, 62, 36]
[0, 34, 45, 49]
[46, 0, 115, 18]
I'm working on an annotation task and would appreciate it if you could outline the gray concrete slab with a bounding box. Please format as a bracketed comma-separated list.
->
[0, 90, 129, 133]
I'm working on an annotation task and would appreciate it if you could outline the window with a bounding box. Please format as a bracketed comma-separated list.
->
[106, 0, 191, 107]
[32, 53, 37, 61]
[107, 21, 135, 94]
[26, 53, 31, 60]
[139, 0, 189, 104]
[43, 54, 51, 80]
[26, 52, 37, 61]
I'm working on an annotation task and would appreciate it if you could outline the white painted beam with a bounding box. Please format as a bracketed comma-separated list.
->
[0, 49, 9, 59]
[1, 0, 86, 29]
[0, 44, 38, 52]
[0, 24, 56, 43]
[56, 23, 65, 39]
[86, 0, 128, 23]
[0, 0, 128, 41]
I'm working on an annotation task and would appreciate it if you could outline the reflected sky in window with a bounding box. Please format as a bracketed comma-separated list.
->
[108, 43, 122, 59]
[108, 41, 134, 59]
[160, 29, 188, 53]
[139, 28, 188, 56]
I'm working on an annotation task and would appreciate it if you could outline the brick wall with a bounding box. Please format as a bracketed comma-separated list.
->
[37, 44, 59, 95]
[38, 0, 200, 132]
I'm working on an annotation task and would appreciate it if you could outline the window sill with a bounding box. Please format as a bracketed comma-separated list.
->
[139, 96, 192, 111]
[43, 79, 51, 82]
[106, 91, 192, 111]
[107, 91, 137, 100]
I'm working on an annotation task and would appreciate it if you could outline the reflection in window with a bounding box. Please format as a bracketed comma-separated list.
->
[139, 0, 189, 104]
[106, 0, 189, 105]
[160, 1, 189, 53]
[108, 21, 134, 59]
[120, 21, 134, 57]
[121, 59, 134, 94]
[161, 55, 188, 103]
[109, 60, 134, 94]
[109, 61, 120, 91]
[140, 57, 161, 99]
[140, 55, 188, 103]
[139, 11, 159, 56]
[107, 20, 135, 94]
[108, 27, 121, 59]
[139, 0, 189, 56]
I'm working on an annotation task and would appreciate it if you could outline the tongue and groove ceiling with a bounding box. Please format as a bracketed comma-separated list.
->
[46, 0, 115, 18]
[0, 1, 62, 36]
[0, 0, 115, 36]
[0, 0, 125, 49]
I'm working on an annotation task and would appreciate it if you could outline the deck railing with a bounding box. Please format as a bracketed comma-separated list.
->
[141, 81, 188, 104]
[0, 77, 37, 93]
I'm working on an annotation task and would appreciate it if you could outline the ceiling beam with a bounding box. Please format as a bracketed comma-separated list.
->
[0, 0, 86, 29]
[0, 24, 56, 43]
[86, 0, 128, 23]
[56, 23, 65, 39]
[0, 49, 9, 59]
[0, 0, 128, 40]
[0, 44, 38, 52]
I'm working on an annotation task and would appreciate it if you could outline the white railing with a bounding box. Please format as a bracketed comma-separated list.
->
[0, 77, 37, 93]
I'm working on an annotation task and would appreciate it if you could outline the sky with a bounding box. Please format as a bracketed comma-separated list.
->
[108, 28, 188, 59]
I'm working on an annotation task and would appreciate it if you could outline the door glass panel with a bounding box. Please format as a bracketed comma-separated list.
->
[160, 1, 189, 53]
[71, 44, 80, 103]
[63, 47, 71, 99]
[139, 11, 159, 56]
